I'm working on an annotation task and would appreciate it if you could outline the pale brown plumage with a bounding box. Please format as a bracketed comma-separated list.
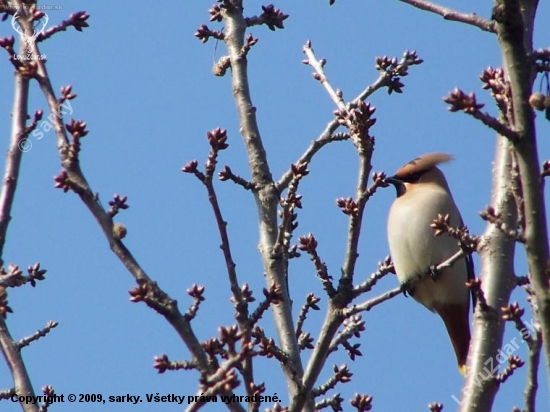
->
[386, 153, 474, 374]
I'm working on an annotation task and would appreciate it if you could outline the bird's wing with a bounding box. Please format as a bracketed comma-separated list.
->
[458, 214, 477, 312]
[466, 252, 476, 312]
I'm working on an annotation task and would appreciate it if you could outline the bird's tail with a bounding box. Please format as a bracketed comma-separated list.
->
[437, 303, 471, 373]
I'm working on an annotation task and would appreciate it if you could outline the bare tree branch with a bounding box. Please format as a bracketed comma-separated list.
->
[295, 294, 321, 344]
[0, 318, 39, 412]
[303, 41, 346, 110]
[297, 234, 336, 296]
[297, 310, 344, 410]
[0, 11, 39, 408]
[339, 150, 372, 286]
[275, 132, 349, 192]
[471, 110, 519, 141]
[222, 1, 307, 406]
[278, 50, 422, 192]
[494, 0, 550, 380]
[479, 205, 526, 243]
[398, 0, 496, 33]
[0, 48, 29, 268]
[347, 248, 470, 316]
[291, 46, 421, 412]
[218, 165, 256, 191]
[501, 298, 541, 412]
[0, 387, 16, 400]
[8, 5, 246, 410]
[295, 79, 376, 412]
[17, 321, 58, 350]
[182, 129, 253, 393]
[312, 364, 351, 397]
[443, 88, 519, 141]
[523, 292, 542, 412]
[347, 287, 403, 315]
[353, 256, 394, 297]
[460, 141, 517, 411]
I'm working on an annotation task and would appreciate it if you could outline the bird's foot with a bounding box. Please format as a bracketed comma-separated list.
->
[400, 281, 414, 297]
[427, 265, 440, 282]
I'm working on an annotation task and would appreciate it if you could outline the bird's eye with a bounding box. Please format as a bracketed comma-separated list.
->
[405, 172, 423, 183]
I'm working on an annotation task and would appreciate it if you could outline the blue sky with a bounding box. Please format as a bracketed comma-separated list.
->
[0, 1, 549, 411]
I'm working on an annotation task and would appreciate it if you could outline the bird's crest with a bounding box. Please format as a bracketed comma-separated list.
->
[394, 153, 454, 178]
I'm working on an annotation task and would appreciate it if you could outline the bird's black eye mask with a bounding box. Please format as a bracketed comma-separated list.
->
[386, 170, 427, 197]
[400, 171, 425, 183]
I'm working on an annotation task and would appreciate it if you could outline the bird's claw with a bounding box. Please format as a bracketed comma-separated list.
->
[400, 281, 413, 298]
[428, 265, 439, 282]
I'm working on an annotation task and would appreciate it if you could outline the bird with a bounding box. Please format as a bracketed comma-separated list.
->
[385, 153, 474, 374]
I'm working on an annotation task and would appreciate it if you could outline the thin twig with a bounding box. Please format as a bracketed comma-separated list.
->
[346, 248, 468, 316]
[296, 312, 343, 411]
[0, 263, 46, 289]
[303, 41, 346, 110]
[353, 256, 394, 297]
[444, 88, 519, 141]
[346, 287, 403, 315]
[479, 205, 526, 243]
[36, 11, 89, 43]
[502, 293, 541, 412]
[327, 315, 365, 356]
[312, 364, 351, 397]
[291, 48, 422, 412]
[297, 234, 336, 296]
[295, 132, 374, 409]
[295, 293, 320, 338]
[398, 0, 496, 33]
[201, 137, 246, 309]
[314, 393, 344, 411]
[218, 166, 255, 190]
[252, 327, 291, 366]
[278, 49, 421, 192]
[189, 128, 255, 394]
[0, 387, 15, 400]
[275, 132, 349, 191]
[275, 163, 308, 278]
[17, 321, 58, 350]
[339, 147, 373, 286]
[471, 110, 519, 141]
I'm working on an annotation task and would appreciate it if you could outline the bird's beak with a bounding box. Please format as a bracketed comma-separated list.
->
[385, 176, 405, 197]
[384, 176, 403, 186]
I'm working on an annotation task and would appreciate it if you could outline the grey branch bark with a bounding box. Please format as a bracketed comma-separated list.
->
[0, 29, 39, 411]
[10, 4, 244, 410]
[494, 0, 550, 380]
[0, 77, 27, 270]
[397, 0, 548, 408]
[460, 140, 517, 411]
[223, 1, 309, 408]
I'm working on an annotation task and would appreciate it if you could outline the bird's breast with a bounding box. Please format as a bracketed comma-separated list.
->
[387, 187, 466, 308]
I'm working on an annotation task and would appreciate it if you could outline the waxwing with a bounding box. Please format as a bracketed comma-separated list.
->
[386, 153, 474, 374]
